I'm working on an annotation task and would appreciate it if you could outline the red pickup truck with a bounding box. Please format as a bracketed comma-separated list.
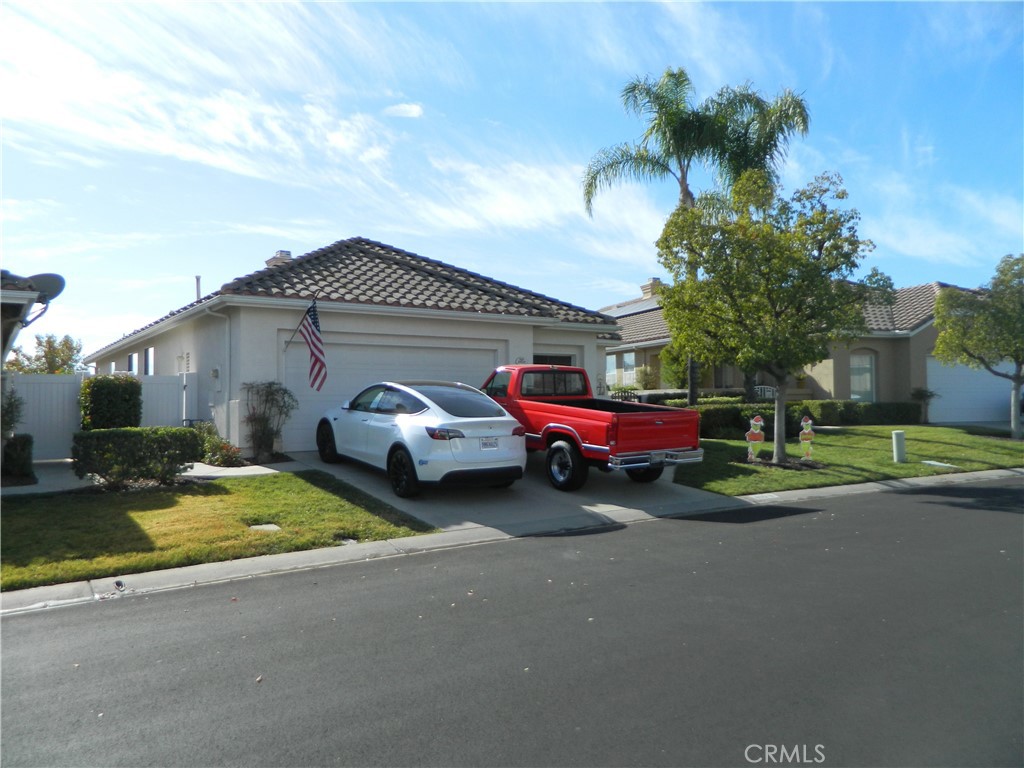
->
[481, 365, 702, 491]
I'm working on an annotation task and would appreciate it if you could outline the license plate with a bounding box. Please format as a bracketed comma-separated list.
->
[650, 451, 666, 465]
[480, 437, 499, 450]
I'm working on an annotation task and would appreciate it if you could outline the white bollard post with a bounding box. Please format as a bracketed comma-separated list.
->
[892, 430, 906, 463]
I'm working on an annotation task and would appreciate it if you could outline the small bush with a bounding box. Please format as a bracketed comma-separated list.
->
[2, 434, 36, 483]
[80, 375, 142, 430]
[242, 381, 298, 463]
[72, 427, 203, 488]
[699, 396, 744, 405]
[2, 387, 25, 435]
[191, 421, 246, 467]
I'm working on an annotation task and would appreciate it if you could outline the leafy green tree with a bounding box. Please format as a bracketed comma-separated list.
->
[657, 170, 887, 463]
[933, 254, 1024, 439]
[583, 66, 809, 403]
[4, 334, 84, 374]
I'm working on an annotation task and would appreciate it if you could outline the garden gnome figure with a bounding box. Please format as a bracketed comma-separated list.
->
[745, 415, 765, 462]
[799, 416, 815, 460]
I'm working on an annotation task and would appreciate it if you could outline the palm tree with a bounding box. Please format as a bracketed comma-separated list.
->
[583, 66, 809, 404]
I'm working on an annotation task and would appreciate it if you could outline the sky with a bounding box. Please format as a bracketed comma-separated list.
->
[2, 1, 1022, 361]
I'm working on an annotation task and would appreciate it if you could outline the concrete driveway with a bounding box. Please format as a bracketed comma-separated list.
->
[286, 449, 742, 537]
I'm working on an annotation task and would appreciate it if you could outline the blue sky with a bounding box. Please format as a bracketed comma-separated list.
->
[2, 1, 1022, 359]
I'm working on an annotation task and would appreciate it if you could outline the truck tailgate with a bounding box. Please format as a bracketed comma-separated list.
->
[613, 409, 699, 454]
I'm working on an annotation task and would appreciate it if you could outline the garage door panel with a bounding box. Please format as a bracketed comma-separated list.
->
[927, 357, 1012, 423]
[281, 343, 500, 452]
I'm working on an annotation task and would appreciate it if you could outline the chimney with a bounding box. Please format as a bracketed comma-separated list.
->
[640, 277, 664, 298]
[266, 250, 292, 268]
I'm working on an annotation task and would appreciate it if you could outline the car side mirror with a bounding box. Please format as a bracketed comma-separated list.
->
[341, 400, 351, 410]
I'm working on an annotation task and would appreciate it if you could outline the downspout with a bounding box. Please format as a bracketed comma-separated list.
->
[203, 305, 231, 442]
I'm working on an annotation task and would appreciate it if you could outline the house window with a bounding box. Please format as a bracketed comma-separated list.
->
[605, 354, 617, 385]
[127, 353, 138, 374]
[144, 347, 155, 376]
[850, 352, 876, 402]
[623, 352, 636, 385]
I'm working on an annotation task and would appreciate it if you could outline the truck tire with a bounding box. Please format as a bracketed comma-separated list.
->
[626, 466, 664, 483]
[546, 440, 589, 491]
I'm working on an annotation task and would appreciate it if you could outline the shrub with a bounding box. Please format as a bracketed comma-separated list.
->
[2, 386, 25, 435]
[858, 401, 922, 425]
[242, 381, 298, 463]
[635, 366, 660, 390]
[698, 396, 743, 405]
[191, 421, 246, 467]
[80, 375, 142, 430]
[72, 427, 203, 488]
[2, 434, 35, 483]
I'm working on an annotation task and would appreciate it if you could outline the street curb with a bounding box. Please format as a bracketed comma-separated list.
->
[3, 468, 1020, 615]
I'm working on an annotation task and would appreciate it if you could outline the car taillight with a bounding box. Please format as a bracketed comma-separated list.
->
[425, 426, 465, 440]
[512, 425, 526, 437]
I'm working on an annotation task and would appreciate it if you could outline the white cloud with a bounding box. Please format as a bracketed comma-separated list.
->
[383, 103, 424, 118]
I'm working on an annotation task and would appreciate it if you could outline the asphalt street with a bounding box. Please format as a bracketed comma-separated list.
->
[2, 477, 1021, 767]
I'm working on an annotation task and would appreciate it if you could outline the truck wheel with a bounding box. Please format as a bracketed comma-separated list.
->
[317, 420, 339, 463]
[626, 466, 664, 483]
[546, 440, 589, 491]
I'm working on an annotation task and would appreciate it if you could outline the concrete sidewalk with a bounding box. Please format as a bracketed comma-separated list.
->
[2, 455, 1021, 615]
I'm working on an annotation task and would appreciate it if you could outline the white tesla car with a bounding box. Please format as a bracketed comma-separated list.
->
[316, 381, 527, 497]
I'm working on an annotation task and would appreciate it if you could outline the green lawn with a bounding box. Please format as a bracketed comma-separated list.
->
[674, 424, 1023, 496]
[0, 470, 436, 592]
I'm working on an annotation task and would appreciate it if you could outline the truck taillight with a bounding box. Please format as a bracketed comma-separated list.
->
[607, 416, 616, 447]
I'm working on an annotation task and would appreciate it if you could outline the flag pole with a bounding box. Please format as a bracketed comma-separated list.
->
[284, 289, 323, 351]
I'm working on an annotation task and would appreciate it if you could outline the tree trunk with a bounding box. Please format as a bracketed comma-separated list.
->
[687, 357, 699, 406]
[772, 377, 789, 464]
[1011, 374, 1022, 441]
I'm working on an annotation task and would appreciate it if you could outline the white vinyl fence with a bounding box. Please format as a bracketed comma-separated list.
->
[4, 373, 200, 460]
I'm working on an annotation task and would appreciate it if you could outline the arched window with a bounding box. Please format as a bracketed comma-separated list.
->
[849, 351, 876, 403]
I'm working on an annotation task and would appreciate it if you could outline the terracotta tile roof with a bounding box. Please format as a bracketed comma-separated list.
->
[221, 237, 617, 327]
[88, 237, 619, 356]
[605, 281, 959, 350]
[864, 282, 954, 332]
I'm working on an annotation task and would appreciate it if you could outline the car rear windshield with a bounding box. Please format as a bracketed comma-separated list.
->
[411, 385, 505, 418]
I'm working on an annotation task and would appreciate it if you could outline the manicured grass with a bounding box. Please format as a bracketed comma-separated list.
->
[674, 425, 1023, 497]
[1, 470, 437, 592]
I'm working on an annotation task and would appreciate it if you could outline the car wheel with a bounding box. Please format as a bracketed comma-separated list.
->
[546, 440, 588, 491]
[387, 447, 420, 498]
[625, 466, 664, 483]
[316, 420, 339, 463]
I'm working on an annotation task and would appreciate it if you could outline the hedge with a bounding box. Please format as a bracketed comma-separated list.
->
[2, 434, 36, 483]
[72, 427, 203, 488]
[80, 375, 143, 430]
[666, 399, 922, 439]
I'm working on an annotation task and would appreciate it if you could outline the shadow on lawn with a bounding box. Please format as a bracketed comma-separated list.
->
[287, 469, 436, 532]
[0, 482, 232, 567]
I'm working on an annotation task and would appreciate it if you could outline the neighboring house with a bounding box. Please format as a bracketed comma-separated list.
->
[85, 237, 620, 453]
[601, 279, 1011, 423]
[601, 278, 747, 391]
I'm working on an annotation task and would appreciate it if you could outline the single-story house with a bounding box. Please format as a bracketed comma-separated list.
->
[602, 279, 1012, 424]
[85, 237, 621, 453]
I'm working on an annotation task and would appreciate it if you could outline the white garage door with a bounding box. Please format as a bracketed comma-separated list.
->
[280, 341, 501, 452]
[926, 357, 1013, 424]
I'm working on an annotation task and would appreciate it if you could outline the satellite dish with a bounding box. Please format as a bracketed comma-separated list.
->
[28, 273, 65, 302]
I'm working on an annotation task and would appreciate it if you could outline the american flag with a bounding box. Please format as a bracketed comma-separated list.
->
[298, 300, 327, 391]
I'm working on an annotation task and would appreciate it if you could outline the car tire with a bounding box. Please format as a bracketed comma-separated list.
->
[546, 440, 588, 491]
[626, 466, 664, 483]
[387, 447, 420, 498]
[316, 420, 339, 463]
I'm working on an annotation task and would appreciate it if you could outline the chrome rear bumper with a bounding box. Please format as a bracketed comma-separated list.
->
[607, 447, 704, 470]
